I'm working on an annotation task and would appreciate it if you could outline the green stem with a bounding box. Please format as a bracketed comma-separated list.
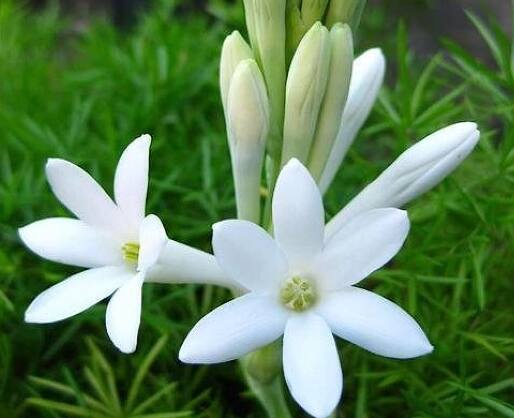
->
[262, 155, 281, 230]
[241, 353, 292, 418]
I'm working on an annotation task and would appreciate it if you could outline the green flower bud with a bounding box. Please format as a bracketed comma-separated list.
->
[220, 31, 254, 116]
[301, 0, 330, 27]
[244, 342, 282, 384]
[227, 59, 270, 223]
[308, 24, 353, 181]
[281, 22, 331, 166]
[326, 0, 367, 30]
[286, 0, 329, 62]
[243, 0, 286, 161]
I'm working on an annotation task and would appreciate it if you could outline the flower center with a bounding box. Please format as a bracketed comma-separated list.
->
[280, 276, 316, 312]
[122, 242, 140, 264]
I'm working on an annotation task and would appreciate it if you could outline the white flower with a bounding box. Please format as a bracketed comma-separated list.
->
[19, 135, 232, 353]
[179, 159, 433, 418]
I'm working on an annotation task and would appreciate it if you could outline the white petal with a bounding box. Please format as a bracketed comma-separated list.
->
[146, 239, 240, 290]
[19, 218, 122, 268]
[25, 266, 132, 323]
[137, 214, 167, 272]
[45, 158, 128, 237]
[105, 273, 144, 354]
[326, 122, 480, 236]
[318, 287, 433, 359]
[212, 220, 288, 293]
[315, 209, 409, 290]
[283, 313, 342, 418]
[273, 159, 325, 271]
[320, 48, 386, 194]
[179, 293, 288, 364]
[114, 134, 151, 229]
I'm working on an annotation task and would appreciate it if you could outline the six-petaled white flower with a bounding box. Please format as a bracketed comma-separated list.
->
[20, 135, 232, 353]
[179, 159, 434, 418]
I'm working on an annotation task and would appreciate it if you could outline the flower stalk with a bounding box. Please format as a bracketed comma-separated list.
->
[242, 346, 292, 418]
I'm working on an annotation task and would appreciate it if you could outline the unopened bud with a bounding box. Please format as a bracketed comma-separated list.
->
[227, 59, 270, 222]
[220, 31, 254, 115]
[326, 0, 367, 30]
[319, 48, 385, 193]
[326, 122, 481, 237]
[281, 22, 331, 166]
[286, 0, 330, 61]
[243, 0, 286, 160]
[308, 24, 353, 180]
[244, 343, 282, 384]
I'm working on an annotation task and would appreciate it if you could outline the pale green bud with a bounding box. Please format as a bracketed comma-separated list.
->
[326, 0, 367, 30]
[286, 0, 329, 62]
[220, 31, 254, 115]
[281, 22, 331, 166]
[301, 0, 330, 27]
[244, 342, 282, 384]
[227, 59, 270, 223]
[243, 0, 286, 161]
[308, 24, 353, 181]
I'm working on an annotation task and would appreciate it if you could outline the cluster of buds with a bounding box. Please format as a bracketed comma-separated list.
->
[220, 1, 369, 226]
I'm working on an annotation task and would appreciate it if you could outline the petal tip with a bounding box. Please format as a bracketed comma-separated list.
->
[18, 225, 29, 243]
[178, 342, 195, 364]
[45, 158, 67, 171]
[127, 133, 152, 153]
[422, 340, 435, 355]
[212, 219, 239, 232]
[136, 133, 152, 143]
[24, 304, 44, 324]
[367, 47, 384, 59]
[24, 310, 36, 323]
[284, 157, 303, 169]
[118, 344, 137, 355]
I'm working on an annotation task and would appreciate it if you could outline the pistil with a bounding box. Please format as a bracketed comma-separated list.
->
[280, 276, 316, 312]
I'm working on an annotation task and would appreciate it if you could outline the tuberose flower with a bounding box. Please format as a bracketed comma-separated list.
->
[20, 135, 233, 353]
[179, 159, 433, 418]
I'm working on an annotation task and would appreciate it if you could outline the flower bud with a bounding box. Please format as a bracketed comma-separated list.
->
[281, 22, 331, 166]
[308, 23, 353, 181]
[244, 343, 282, 384]
[220, 31, 254, 116]
[243, 0, 286, 160]
[319, 48, 385, 193]
[227, 59, 270, 223]
[286, 0, 330, 63]
[326, 0, 367, 30]
[326, 122, 481, 237]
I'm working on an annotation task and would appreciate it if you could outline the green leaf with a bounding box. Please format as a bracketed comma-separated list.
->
[127, 335, 169, 410]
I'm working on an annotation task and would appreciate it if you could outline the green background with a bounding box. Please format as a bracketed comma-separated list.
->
[0, 0, 513, 416]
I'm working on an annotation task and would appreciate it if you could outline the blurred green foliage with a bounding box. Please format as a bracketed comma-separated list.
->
[0, 0, 513, 417]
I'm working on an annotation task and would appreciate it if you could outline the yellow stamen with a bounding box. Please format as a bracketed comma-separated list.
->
[122, 242, 140, 264]
[280, 276, 316, 312]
